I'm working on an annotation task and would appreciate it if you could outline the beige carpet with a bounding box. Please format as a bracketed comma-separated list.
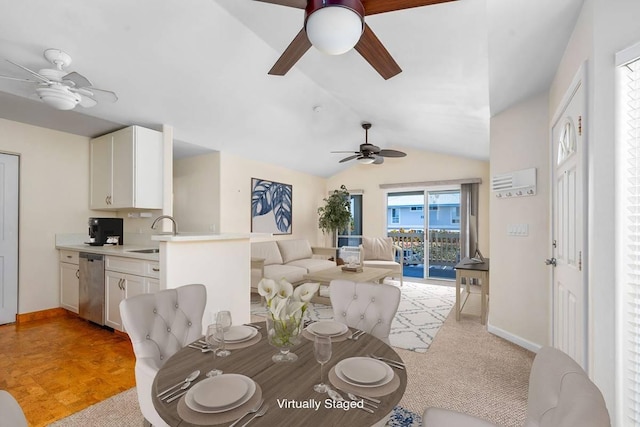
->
[50, 287, 534, 427]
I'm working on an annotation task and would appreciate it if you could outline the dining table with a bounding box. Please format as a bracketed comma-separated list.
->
[152, 321, 407, 426]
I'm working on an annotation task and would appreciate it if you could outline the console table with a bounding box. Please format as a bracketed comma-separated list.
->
[454, 258, 490, 325]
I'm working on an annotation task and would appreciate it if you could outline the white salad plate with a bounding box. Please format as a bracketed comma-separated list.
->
[185, 374, 256, 413]
[335, 357, 394, 387]
[218, 325, 257, 342]
[307, 321, 349, 337]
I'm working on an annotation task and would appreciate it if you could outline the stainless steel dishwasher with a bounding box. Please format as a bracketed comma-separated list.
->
[79, 252, 105, 325]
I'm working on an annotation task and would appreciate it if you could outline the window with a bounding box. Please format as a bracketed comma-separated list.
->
[410, 206, 423, 211]
[391, 208, 400, 224]
[618, 47, 640, 425]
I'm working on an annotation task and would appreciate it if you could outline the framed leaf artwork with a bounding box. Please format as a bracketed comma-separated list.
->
[251, 178, 292, 234]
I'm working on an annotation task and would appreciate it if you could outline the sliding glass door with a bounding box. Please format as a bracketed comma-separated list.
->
[387, 189, 461, 280]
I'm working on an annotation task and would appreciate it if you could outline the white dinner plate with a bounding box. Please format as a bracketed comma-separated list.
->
[219, 325, 258, 342]
[186, 374, 256, 413]
[307, 321, 348, 337]
[335, 357, 394, 387]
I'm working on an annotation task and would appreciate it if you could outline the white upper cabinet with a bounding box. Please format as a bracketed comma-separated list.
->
[90, 125, 163, 210]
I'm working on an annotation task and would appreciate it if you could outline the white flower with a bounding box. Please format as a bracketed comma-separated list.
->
[258, 278, 279, 300]
[293, 282, 320, 303]
[286, 301, 306, 317]
[272, 296, 290, 320]
[276, 279, 293, 299]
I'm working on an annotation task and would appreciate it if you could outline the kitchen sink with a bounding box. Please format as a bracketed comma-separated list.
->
[128, 248, 160, 254]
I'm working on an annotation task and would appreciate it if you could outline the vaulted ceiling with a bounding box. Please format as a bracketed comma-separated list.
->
[0, 0, 583, 177]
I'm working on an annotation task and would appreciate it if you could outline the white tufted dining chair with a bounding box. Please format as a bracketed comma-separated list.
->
[120, 284, 206, 427]
[329, 280, 401, 345]
[0, 390, 27, 427]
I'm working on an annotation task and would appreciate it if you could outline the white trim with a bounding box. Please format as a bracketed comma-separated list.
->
[616, 40, 640, 67]
[488, 323, 542, 354]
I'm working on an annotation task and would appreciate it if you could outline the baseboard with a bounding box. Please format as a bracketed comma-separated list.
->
[487, 323, 542, 353]
[16, 307, 70, 324]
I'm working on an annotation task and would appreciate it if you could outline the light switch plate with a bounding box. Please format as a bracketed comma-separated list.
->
[508, 224, 529, 236]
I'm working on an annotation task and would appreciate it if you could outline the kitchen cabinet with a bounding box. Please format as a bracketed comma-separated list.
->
[90, 125, 163, 210]
[104, 255, 160, 331]
[59, 250, 79, 313]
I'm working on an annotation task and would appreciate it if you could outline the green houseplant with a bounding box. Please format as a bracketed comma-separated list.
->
[317, 185, 352, 247]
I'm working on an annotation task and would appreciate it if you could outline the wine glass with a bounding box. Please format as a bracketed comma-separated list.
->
[205, 323, 223, 377]
[216, 310, 232, 357]
[313, 335, 332, 393]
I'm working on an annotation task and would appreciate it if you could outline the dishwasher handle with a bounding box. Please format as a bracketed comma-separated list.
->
[80, 252, 104, 262]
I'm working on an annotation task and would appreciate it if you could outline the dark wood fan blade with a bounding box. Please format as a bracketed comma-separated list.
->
[254, 0, 306, 8]
[362, 0, 457, 16]
[354, 24, 402, 80]
[378, 149, 407, 157]
[268, 28, 312, 76]
[339, 154, 360, 163]
[373, 155, 385, 164]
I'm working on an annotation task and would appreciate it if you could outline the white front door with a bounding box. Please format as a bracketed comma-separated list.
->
[550, 66, 587, 368]
[0, 153, 19, 325]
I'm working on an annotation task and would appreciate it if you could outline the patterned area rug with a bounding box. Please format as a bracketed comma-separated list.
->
[251, 281, 455, 353]
[50, 387, 422, 426]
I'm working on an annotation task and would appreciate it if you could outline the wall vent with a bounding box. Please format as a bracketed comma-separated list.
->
[491, 168, 536, 198]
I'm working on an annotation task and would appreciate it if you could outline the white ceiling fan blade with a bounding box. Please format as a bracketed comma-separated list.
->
[88, 87, 118, 102]
[63, 71, 92, 88]
[78, 94, 97, 108]
[6, 59, 50, 83]
[0, 74, 38, 83]
[70, 87, 94, 97]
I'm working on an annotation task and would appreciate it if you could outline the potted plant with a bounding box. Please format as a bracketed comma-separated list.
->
[317, 185, 352, 249]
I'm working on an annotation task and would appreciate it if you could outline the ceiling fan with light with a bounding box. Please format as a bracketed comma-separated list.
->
[333, 122, 407, 164]
[255, 0, 458, 80]
[0, 49, 118, 110]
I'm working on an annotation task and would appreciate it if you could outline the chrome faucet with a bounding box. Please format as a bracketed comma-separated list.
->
[151, 215, 178, 235]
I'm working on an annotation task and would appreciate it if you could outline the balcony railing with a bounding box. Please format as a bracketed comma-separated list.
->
[388, 229, 460, 267]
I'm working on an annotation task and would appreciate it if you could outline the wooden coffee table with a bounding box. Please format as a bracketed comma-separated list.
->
[303, 266, 393, 305]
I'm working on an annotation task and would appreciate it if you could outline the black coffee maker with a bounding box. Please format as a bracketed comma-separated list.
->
[87, 217, 124, 246]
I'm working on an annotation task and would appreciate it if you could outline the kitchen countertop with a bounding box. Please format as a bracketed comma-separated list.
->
[55, 243, 160, 261]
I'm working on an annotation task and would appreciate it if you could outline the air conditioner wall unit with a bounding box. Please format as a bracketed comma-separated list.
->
[491, 168, 536, 198]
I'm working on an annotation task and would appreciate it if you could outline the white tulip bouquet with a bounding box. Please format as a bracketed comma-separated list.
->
[258, 278, 319, 361]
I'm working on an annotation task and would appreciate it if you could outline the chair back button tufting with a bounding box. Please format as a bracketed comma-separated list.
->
[160, 355, 164, 360]
[360, 315, 365, 319]
[153, 309, 157, 313]
[188, 321, 192, 326]
[342, 312, 347, 317]
[353, 295, 358, 299]
[146, 334, 150, 339]
[371, 297, 375, 302]
[167, 328, 171, 332]
[175, 304, 179, 308]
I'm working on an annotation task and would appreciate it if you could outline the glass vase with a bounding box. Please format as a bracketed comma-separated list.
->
[266, 313, 303, 362]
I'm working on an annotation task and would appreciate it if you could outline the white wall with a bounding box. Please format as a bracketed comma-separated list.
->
[218, 152, 328, 245]
[489, 93, 550, 349]
[173, 152, 221, 233]
[326, 147, 490, 253]
[0, 118, 92, 314]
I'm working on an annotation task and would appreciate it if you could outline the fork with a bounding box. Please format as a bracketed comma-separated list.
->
[229, 399, 264, 427]
[348, 330, 366, 341]
[241, 403, 269, 426]
[368, 354, 405, 369]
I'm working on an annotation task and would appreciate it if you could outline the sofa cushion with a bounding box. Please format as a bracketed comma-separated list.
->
[287, 258, 335, 273]
[362, 237, 395, 261]
[263, 264, 307, 284]
[277, 239, 313, 264]
[251, 241, 284, 266]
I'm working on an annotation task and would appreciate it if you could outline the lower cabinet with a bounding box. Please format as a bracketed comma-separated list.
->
[104, 256, 160, 332]
[59, 250, 80, 313]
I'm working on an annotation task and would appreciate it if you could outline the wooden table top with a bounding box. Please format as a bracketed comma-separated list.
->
[303, 266, 393, 283]
[152, 322, 407, 426]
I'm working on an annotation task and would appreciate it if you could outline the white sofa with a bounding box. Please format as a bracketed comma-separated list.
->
[251, 239, 335, 290]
